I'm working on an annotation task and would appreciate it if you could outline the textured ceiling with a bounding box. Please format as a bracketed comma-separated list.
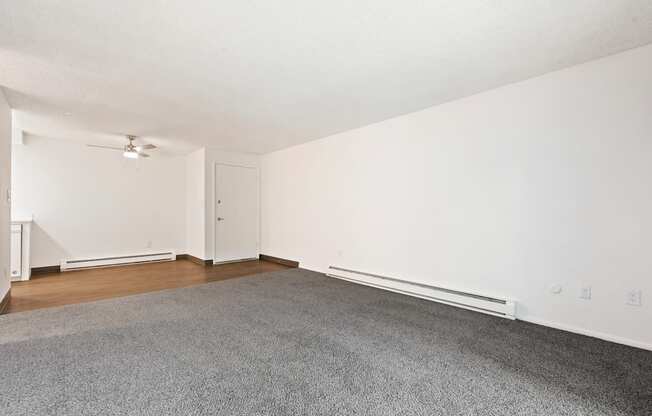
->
[1, 1, 652, 154]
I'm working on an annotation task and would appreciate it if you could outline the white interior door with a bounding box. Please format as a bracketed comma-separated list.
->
[214, 163, 259, 263]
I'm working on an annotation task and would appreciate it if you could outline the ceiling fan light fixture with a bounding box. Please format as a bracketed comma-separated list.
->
[88, 135, 155, 159]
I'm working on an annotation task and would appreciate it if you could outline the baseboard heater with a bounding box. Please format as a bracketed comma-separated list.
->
[60, 251, 176, 271]
[327, 266, 516, 319]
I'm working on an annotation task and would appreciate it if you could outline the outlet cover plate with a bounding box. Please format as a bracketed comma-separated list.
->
[580, 286, 592, 300]
[626, 289, 642, 306]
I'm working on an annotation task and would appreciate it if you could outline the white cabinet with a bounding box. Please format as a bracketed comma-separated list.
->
[10, 224, 22, 279]
[10, 218, 32, 281]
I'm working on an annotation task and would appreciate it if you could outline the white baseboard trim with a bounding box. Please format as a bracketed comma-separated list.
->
[61, 251, 176, 271]
[325, 265, 516, 319]
[518, 316, 652, 352]
[304, 264, 651, 351]
[329, 272, 514, 319]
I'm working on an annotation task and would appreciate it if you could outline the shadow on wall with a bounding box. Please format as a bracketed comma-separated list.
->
[30, 222, 69, 268]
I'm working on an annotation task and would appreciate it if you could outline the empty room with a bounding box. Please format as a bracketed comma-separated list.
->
[1, 2, 651, 415]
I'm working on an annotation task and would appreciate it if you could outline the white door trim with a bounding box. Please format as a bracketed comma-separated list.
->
[213, 162, 261, 264]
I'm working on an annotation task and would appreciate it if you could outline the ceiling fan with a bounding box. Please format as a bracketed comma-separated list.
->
[87, 135, 156, 159]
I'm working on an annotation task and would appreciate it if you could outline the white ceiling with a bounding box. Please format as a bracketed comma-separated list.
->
[1, 1, 651, 154]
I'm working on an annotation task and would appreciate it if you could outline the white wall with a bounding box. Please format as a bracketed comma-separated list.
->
[261, 44, 652, 349]
[10, 140, 260, 265]
[12, 136, 186, 267]
[185, 148, 206, 260]
[0, 90, 11, 300]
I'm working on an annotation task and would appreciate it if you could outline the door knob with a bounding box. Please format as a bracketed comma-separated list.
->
[217, 217, 224, 221]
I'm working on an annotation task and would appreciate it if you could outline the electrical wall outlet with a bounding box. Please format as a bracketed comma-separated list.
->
[579, 286, 591, 300]
[626, 290, 642, 306]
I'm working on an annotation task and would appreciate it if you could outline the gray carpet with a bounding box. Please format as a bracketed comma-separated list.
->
[0, 269, 650, 415]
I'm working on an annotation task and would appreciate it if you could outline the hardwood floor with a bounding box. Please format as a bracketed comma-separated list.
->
[7, 259, 290, 314]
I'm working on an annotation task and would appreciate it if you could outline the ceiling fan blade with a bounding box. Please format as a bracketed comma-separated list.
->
[87, 144, 123, 151]
[137, 144, 156, 150]
[138, 152, 150, 158]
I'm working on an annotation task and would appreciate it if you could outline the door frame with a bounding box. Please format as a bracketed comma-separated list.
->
[213, 162, 260, 264]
